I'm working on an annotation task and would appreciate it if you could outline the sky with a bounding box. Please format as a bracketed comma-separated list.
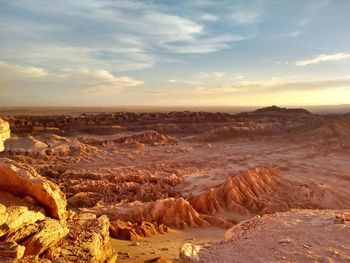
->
[0, 0, 350, 107]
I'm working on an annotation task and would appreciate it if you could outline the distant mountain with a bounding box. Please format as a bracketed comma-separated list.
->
[254, 105, 311, 114]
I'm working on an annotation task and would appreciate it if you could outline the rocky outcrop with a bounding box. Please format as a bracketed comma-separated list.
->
[100, 198, 211, 229]
[188, 166, 281, 215]
[116, 130, 177, 145]
[0, 179, 116, 262]
[0, 192, 46, 238]
[0, 191, 67, 262]
[44, 213, 117, 263]
[109, 219, 168, 240]
[4, 134, 98, 157]
[0, 160, 67, 220]
[0, 119, 10, 152]
[0, 242, 25, 259]
[194, 123, 278, 142]
[87, 197, 234, 230]
[23, 219, 69, 256]
[179, 243, 202, 263]
[0, 124, 116, 262]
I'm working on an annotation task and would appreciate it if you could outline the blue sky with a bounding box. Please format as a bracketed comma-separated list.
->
[1, 0, 350, 106]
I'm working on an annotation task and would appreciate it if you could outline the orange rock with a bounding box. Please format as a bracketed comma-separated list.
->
[0, 241, 25, 259]
[0, 160, 67, 220]
[188, 166, 281, 215]
[109, 219, 168, 240]
[0, 192, 46, 238]
[44, 213, 117, 263]
[23, 218, 68, 256]
[0, 119, 10, 152]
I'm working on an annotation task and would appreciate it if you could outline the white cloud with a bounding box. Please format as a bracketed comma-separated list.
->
[168, 79, 200, 85]
[232, 73, 244, 80]
[191, 77, 350, 95]
[165, 35, 246, 54]
[0, 61, 143, 93]
[141, 12, 203, 41]
[296, 18, 311, 27]
[198, 72, 226, 78]
[232, 11, 260, 24]
[286, 31, 303, 38]
[200, 14, 219, 21]
[0, 1, 249, 75]
[0, 61, 48, 77]
[306, 0, 331, 10]
[296, 53, 350, 66]
[60, 68, 143, 92]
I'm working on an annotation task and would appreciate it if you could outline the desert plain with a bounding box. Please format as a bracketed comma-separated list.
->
[0, 105, 349, 262]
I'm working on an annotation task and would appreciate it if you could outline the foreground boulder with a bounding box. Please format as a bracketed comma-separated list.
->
[23, 218, 69, 256]
[0, 160, 67, 220]
[0, 191, 67, 262]
[44, 213, 117, 262]
[0, 192, 46, 238]
[179, 243, 201, 263]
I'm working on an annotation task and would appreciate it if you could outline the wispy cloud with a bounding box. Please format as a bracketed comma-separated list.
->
[296, 18, 311, 27]
[168, 79, 200, 85]
[200, 13, 219, 21]
[198, 72, 226, 78]
[296, 53, 350, 66]
[286, 31, 303, 38]
[190, 77, 350, 95]
[232, 11, 261, 25]
[0, 0, 248, 75]
[0, 61, 143, 94]
[59, 68, 144, 93]
[0, 61, 48, 78]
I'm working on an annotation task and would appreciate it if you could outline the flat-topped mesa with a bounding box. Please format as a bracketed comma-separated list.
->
[0, 118, 10, 152]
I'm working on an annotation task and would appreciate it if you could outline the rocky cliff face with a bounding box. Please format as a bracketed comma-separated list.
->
[0, 120, 116, 262]
[0, 119, 10, 152]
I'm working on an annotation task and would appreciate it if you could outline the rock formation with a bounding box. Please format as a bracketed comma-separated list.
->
[0, 118, 10, 152]
[179, 243, 202, 263]
[86, 197, 234, 230]
[44, 213, 117, 263]
[109, 219, 168, 240]
[116, 130, 177, 145]
[93, 198, 211, 229]
[0, 162, 117, 262]
[0, 160, 67, 220]
[187, 166, 349, 218]
[188, 166, 282, 215]
[0, 119, 116, 262]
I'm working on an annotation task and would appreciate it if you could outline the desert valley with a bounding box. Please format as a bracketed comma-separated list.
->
[0, 106, 349, 262]
[2, 0, 350, 262]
